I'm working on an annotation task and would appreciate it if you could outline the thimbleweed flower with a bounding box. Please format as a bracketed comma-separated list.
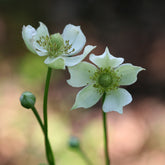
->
[20, 91, 36, 109]
[67, 47, 145, 113]
[22, 22, 95, 69]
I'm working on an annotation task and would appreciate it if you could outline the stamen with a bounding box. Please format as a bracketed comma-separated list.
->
[90, 67, 120, 94]
[64, 40, 75, 55]
[36, 35, 75, 57]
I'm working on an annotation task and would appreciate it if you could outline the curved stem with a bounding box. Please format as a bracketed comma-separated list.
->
[31, 106, 44, 133]
[78, 147, 93, 165]
[102, 93, 110, 165]
[43, 67, 55, 165]
[31, 106, 55, 165]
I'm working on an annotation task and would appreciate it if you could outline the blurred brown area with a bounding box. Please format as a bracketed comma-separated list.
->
[1, 0, 165, 165]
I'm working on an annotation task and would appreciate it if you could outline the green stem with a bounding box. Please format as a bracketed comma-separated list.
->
[78, 147, 93, 165]
[43, 67, 55, 165]
[44, 67, 52, 136]
[102, 93, 110, 165]
[31, 106, 55, 165]
[31, 106, 45, 133]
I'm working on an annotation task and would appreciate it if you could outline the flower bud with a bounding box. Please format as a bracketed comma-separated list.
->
[68, 136, 80, 149]
[20, 91, 36, 109]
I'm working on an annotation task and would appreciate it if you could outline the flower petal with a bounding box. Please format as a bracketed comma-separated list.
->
[22, 22, 49, 56]
[67, 61, 97, 87]
[33, 42, 48, 56]
[116, 63, 145, 86]
[44, 57, 65, 69]
[103, 88, 132, 113]
[63, 45, 96, 67]
[22, 25, 36, 54]
[35, 22, 49, 40]
[62, 24, 86, 55]
[89, 47, 124, 68]
[33, 22, 49, 56]
[71, 84, 102, 110]
[32, 22, 49, 56]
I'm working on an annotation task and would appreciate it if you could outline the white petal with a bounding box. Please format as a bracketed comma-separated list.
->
[103, 88, 132, 113]
[116, 63, 145, 86]
[22, 25, 36, 54]
[62, 24, 86, 55]
[89, 47, 124, 68]
[22, 22, 49, 56]
[35, 22, 49, 40]
[63, 45, 96, 67]
[33, 42, 48, 56]
[71, 84, 102, 110]
[31, 22, 49, 56]
[67, 61, 97, 87]
[44, 57, 65, 70]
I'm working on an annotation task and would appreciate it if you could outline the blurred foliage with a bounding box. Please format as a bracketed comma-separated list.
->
[18, 52, 47, 86]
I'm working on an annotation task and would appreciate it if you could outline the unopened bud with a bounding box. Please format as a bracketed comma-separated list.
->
[68, 136, 80, 149]
[20, 91, 36, 109]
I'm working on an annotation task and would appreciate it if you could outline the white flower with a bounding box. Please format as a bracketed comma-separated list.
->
[67, 47, 145, 113]
[22, 22, 95, 69]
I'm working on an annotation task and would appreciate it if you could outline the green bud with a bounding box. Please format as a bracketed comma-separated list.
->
[20, 91, 36, 109]
[68, 136, 80, 149]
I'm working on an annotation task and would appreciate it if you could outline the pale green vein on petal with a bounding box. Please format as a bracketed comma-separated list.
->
[64, 45, 96, 67]
[71, 84, 102, 110]
[44, 57, 65, 70]
[103, 88, 132, 113]
[116, 63, 145, 86]
[67, 61, 97, 87]
[89, 47, 124, 68]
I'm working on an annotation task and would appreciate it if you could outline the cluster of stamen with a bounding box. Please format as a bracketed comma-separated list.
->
[36, 35, 49, 48]
[64, 40, 75, 55]
[36, 34, 75, 57]
[90, 67, 120, 94]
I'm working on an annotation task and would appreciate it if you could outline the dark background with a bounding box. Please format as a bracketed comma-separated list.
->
[1, 0, 165, 98]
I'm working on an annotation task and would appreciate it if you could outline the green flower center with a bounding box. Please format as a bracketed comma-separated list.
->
[36, 33, 75, 57]
[90, 67, 120, 94]
[98, 73, 112, 88]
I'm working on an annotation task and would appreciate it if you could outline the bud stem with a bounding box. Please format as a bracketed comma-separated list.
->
[31, 106, 55, 165]
[77, 147, 93, 165]
[31, 106, 45, 133]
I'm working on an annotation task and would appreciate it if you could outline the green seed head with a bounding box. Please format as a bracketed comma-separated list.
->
[47, 33, 65, 57]
[90, 67, 120, 94]
[98, 73, 112, 88]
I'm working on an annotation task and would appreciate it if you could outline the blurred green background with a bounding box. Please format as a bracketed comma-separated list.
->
[1, 0, 165, 165]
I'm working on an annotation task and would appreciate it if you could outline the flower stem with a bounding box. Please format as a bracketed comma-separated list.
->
[44, 67, 52, 137]
[102, 93, 110, 165]
[43, 67, 55, 165]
